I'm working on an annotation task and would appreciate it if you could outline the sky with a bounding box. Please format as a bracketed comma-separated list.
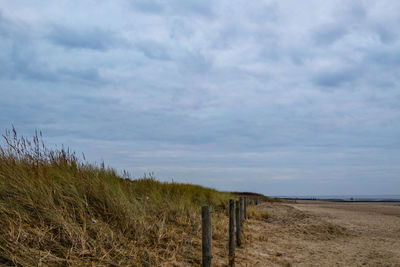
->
[1, 0, 399, 196]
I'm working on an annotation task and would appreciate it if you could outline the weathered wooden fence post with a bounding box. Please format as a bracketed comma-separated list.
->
[229, 200, 235, 266]
[244, 197, 248, 220]
[235, 200, 241, 247]
[239, 197, 244, 225]
[202, 206, 212, 267]
[246, 197, 250, 219]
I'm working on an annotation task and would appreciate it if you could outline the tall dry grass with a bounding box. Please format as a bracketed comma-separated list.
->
[0, 128, 232, 266]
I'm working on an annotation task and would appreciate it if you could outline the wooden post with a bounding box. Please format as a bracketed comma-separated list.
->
[246, 197, 249, 216]
[239, 197, 244, 225]
[229, 200, 235, 266]
[202, 206, 212, 267]
[244, 197, 248, 220]
[235, 200, 241, 247]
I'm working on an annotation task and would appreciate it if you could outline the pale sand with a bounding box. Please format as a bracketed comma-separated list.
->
[234, 201, 400, 266]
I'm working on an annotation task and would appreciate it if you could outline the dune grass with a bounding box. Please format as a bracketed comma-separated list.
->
[0, 128, 233, 266]
[246, 206, 271, 220]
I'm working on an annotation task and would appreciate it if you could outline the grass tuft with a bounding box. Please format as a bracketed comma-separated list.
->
[247, 206, 271, 220]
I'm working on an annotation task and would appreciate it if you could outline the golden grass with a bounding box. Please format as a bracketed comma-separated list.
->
[247, 206, 270, 221]
[0, 128, 233, 266]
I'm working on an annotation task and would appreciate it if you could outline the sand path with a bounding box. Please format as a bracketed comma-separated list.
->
[234, 201, 400, 266]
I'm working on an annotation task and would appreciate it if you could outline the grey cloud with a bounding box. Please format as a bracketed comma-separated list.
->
[248, 2, 278, 22]
[0, 42, 103, 84]
[367, 47, 400, 67]
[258, 46, 281, 63]
[313, 24, 348, 46]
[289, 49, 310, 65]
[0, 13, 39, 80]
[173, 0, 215, 17]
[0, 11, 21, 38]
[179, 50, 212, 74]
[0, 11, 35, 44]
[212, 25, 240, 49]
[0, 14, 103, 83]
[132, 0, 165, 13]
[313, 68, 361, 87]
[0, 44, 57, 82]
[47, 25, 117, 51]
[346, 2, 367, 21]
[135, 40, 171, 60]
[169, 18, 195, 40]
[373, 24, 398, 44]
[130, 0, 215, 18]
[57, 68, 102, 84]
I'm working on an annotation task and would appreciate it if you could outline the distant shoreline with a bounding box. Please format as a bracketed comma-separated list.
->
[278, 197, 400, 203]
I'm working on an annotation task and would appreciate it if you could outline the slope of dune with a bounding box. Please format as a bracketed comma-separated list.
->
[0, 129, 233, 266]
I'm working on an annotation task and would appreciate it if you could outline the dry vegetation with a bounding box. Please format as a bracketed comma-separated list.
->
[246, 206, 270, 221]
[0, 128, 234, 266]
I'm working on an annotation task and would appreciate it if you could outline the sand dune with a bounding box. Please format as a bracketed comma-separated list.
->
[235, 201, 400, 266]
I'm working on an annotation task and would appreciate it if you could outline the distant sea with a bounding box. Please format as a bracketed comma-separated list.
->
[274, 195, 400, 202]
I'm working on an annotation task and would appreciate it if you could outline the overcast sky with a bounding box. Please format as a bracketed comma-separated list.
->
[1, 0, 399, 196]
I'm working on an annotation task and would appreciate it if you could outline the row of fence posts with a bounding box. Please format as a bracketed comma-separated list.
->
[201, 196, 259, 267]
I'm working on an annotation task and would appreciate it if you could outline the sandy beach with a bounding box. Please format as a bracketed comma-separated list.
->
[235, 201, 400, 266]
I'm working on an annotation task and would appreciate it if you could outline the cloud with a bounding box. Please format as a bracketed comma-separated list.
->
[131, 0, 165, 13]
[0, 11, 22, 38]
[135, 40, 171, 60]
[313, 68, 360, 87]
[0, 13, 104, 83]
[179, 50, 212, 74]
[343, 2, 367, 21]
[47, 25, 117, 51]
[373, 24, 398, 44]
[367, 47, 400, 67]
[130, 0, 215, 18]
[57, 68, 102, 84]
[0, 43, 56, 82]
[313, 24, 348, 46]
[0, 42, 103, 83]
[0, 12, 43, 80]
